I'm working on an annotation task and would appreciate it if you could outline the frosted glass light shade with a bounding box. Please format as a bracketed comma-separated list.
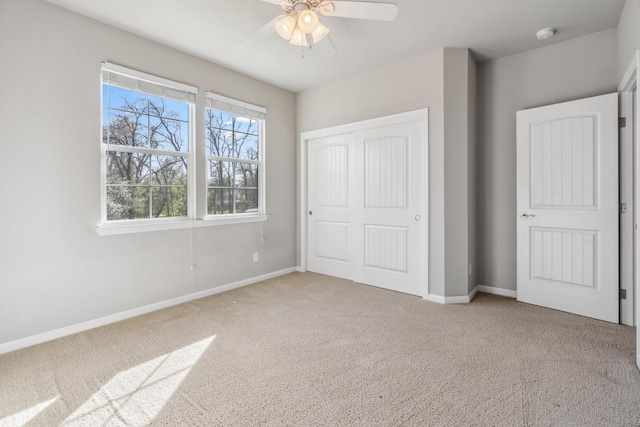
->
[275, 14, 297, 40]
[311, 21, 330, 43]
[289, 28, 309, 46]
[297, 10, 319, 33]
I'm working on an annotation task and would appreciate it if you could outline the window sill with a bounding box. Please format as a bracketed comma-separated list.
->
[96, 215, 269, 236]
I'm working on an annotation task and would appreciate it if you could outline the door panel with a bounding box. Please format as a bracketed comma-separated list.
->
[364, 136, 408, 208]
[531, 117, 596, 208]
[517, 93, 618, 323]
[364, 225, 408, 272]
[315, 221, 349, 261]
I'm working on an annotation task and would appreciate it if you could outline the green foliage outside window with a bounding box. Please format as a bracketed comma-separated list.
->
[205, 109, 260, 215]
[103, 85, 189, 220]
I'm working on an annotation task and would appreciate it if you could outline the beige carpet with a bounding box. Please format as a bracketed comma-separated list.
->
[1, 272, 639, 426]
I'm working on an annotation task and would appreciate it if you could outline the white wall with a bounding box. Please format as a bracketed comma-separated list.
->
[477, 29, 619, 291]
[0, 0, 297, 347]
[297, 48, 476, 299]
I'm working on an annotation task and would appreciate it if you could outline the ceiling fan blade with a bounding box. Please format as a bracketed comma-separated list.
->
[318, 1, 398, 21]
[238, 16, 278, 49]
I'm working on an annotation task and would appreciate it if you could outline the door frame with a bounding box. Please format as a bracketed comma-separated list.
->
[298, 109, 429, 298]
[619, 51, 638, 327]
[618, 50, 639, 369]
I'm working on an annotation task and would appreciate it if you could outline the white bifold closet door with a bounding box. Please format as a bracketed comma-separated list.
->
[307, 117, 426, 297]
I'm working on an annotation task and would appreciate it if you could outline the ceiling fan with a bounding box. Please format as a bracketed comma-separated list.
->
[239, 0, 398, 51]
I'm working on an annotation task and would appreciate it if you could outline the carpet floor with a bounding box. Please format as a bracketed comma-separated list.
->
[0, 272, 639, 426]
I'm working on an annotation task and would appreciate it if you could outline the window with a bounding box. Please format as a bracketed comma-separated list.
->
[101, 63, 196, 223]
[98, 64, 268, 235]
[205, 93, 265, 216]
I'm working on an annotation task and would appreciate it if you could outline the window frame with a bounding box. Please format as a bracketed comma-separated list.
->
[204, 92, 267, 220]
[99, 62, 197, 227]
[96, 65, 270, 236]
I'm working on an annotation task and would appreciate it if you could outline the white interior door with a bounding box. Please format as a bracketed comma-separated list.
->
[516, 93, 619, 323]
[306, 111, 427, 297]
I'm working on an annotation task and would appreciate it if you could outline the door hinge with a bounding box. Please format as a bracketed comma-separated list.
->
[620, 289, 627, 300]
[620, 202, 627, 214]
[619, 117, 627, 128]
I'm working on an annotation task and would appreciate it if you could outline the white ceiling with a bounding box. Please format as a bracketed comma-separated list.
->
[45, 0, 625, 93]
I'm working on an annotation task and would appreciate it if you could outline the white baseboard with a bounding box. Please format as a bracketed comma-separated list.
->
[477, 284, 517, 299]
[426, 286, 479, 304]
[468, 285, 479, 301]
[0, 267, 297, 355]
[426, 294, 446, 304]
[296, 266, 306, 273]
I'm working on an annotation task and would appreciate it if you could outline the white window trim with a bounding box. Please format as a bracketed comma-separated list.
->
[96, 215, 269, 236]
[204, 92, 267, 219]
[98, 63, 197, 233]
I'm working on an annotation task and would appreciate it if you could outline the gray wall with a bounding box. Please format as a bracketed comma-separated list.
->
[0, 0, 297, 345]
[442, 49, 477, 297]
[476, 29, 619, 291]
[618, 0, 640, 80]
[298, 48, 477, 299]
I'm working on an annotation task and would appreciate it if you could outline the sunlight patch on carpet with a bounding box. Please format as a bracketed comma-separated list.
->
[61, 336, 215, 426]
[0, 396, 59, 427]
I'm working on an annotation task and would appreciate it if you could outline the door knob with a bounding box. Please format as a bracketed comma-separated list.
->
[309, 211, 313, 215]
[415, 215, 421, 221]
[519, 212, 536, 219]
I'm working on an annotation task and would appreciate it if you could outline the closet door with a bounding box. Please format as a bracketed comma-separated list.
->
[352, 121, 426, 296]
[306, 111, 427, 297]
[307, 133, 355, 280]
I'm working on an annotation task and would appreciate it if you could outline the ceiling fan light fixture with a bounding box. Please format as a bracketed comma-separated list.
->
[297, 9, 320, 33]
[289, 28, 309, 46]
[316, 2, 335, 16]
[311, 21, 330, 43]
[275, 13, 297, 40]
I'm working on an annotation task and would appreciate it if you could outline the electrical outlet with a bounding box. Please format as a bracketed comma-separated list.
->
[253, 252, 259, 263]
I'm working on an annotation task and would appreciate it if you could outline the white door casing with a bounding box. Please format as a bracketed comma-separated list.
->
[516, 93, 619, 323]
[303, 110, 428, 297]
[620, 90, 635, 327]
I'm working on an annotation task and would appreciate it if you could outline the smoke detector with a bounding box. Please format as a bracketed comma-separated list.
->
[536, 27, 556, 41]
